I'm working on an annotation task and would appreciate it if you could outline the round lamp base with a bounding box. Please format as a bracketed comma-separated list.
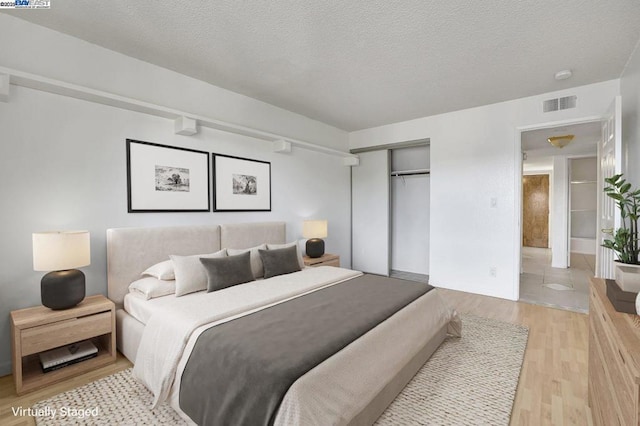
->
[306, 238, 325, 258]
[41, 269, 86, 310]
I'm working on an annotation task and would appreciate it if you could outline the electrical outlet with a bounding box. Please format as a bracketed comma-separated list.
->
[489, 267, 497, 277]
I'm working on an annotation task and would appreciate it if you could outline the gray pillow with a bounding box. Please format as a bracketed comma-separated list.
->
[200, 252, 255, 292]
[259, 245, 302, 279]
[266, 242, 305, 270]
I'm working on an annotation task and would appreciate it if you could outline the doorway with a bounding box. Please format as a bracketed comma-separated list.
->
[518, 121, 600, 312]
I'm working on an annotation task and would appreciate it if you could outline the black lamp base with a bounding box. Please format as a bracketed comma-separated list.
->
[306, 238, 325, 258]
[41, 269, 86, 310]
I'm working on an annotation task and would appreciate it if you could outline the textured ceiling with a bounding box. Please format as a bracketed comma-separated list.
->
[4, 1, 640, 131]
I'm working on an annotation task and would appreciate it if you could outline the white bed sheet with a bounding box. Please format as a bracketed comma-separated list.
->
[124, 292, 175, 325]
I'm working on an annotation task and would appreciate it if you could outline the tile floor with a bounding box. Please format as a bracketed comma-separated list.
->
[519, 247, 595, 313]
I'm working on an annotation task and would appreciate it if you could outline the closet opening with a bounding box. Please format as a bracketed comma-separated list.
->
[389, 145, 430, 283]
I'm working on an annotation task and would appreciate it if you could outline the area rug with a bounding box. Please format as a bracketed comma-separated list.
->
[32, 314, 528, 425]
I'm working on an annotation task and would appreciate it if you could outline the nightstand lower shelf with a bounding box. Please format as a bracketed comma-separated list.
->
[19, 336, 113, 394]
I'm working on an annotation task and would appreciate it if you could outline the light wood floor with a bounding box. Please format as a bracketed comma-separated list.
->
[0, 289, 591, 425]
[438, 288, 592, 426]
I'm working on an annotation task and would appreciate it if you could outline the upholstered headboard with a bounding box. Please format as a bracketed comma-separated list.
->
[220, 222, 286, 249]
[107, 222, 286, 308]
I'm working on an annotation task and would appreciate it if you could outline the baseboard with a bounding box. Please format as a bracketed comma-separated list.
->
[434, 281, 518, 301]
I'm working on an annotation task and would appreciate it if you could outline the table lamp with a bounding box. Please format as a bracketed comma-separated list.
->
[33, 231, 90, 310]
[303, 220, 327, 258]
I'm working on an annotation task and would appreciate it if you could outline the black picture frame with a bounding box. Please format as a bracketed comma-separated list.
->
[212, 153, 272, 212]
[126, 139, 210, 213]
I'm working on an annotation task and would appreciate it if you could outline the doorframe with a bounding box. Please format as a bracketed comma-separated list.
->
[513, 115, 603, 301]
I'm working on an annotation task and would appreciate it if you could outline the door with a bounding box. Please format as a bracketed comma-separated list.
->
[597, 96, 622, 279]
[522, 174, 550, 248]
[352, 150, 390, 275]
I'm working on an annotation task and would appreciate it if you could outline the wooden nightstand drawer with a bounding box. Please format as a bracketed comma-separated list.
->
[304, 253, 340, 268]
[21, 311, 112, 356]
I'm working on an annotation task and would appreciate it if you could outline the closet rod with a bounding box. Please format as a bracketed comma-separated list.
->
[390, 169, 430, 177]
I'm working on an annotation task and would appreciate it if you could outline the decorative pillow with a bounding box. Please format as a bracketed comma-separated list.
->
[200, 252, 255, 292]
[259, 245, 302, 279]
[170, 249, 227, 297]
[129, 277, 176, 300]
[141, 259, 175, 280]
[266, 242, 305, 270]
[227, 244, 267, 279]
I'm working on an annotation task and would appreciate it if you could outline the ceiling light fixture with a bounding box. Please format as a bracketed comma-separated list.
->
[555, 70, 573, 80]
[548, 134, 574, 148]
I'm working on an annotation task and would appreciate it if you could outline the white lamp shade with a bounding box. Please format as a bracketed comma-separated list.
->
[33, 231, 91, 271]
[303, 220, 328, 239]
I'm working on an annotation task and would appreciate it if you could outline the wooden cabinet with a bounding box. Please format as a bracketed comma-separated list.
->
[589, 278, 640, 425]
[10, 295, 116, 395]
[303, 253, 340, 268]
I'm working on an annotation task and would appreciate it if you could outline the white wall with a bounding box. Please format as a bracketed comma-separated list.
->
[0, 16, 352, 377]
[621, 39, 640, 186]
[0, 15, 348, 151]
[350, 80, 619, 300]
[391, 146, 430, 274]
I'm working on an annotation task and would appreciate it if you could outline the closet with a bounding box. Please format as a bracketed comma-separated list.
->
[351, 144, 430, 278]
[569, 157, 597, 255]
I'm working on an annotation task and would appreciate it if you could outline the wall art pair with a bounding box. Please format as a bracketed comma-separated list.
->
[126, 139, 271, 212]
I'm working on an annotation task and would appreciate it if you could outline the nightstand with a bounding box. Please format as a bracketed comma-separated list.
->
[303, 253, 340, 268]
[10, 294, 116, 395]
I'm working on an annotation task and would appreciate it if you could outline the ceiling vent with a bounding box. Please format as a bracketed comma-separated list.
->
[543, 95, 577, 113]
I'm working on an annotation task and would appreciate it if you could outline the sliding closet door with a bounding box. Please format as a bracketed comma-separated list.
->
[352, 150, 390, 275]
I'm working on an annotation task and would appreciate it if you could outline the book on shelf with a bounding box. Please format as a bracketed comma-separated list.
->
[39, 340, 98, 373]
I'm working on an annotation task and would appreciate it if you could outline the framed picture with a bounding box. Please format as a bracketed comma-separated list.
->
[213, 154, 271, 212]
[126, 139, 210, 212]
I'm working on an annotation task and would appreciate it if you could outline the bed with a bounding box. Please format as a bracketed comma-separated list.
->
[107, 222, 460, 425]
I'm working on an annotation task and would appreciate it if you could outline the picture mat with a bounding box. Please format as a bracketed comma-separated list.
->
[129, 142, 209, 211]
[214, 155, 271, 211]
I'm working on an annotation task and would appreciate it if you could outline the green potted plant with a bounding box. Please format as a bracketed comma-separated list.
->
[602, 173, 640, 292]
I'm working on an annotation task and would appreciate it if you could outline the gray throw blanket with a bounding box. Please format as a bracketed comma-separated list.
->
[179, 274, 434, 426]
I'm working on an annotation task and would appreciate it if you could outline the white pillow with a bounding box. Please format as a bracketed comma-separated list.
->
[129, 277, 176, 300]
[227, 244, 267, 279]
[171, 249, 227, 297]
[266, 242, 305, 270]
[141, 259, 175, 280]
